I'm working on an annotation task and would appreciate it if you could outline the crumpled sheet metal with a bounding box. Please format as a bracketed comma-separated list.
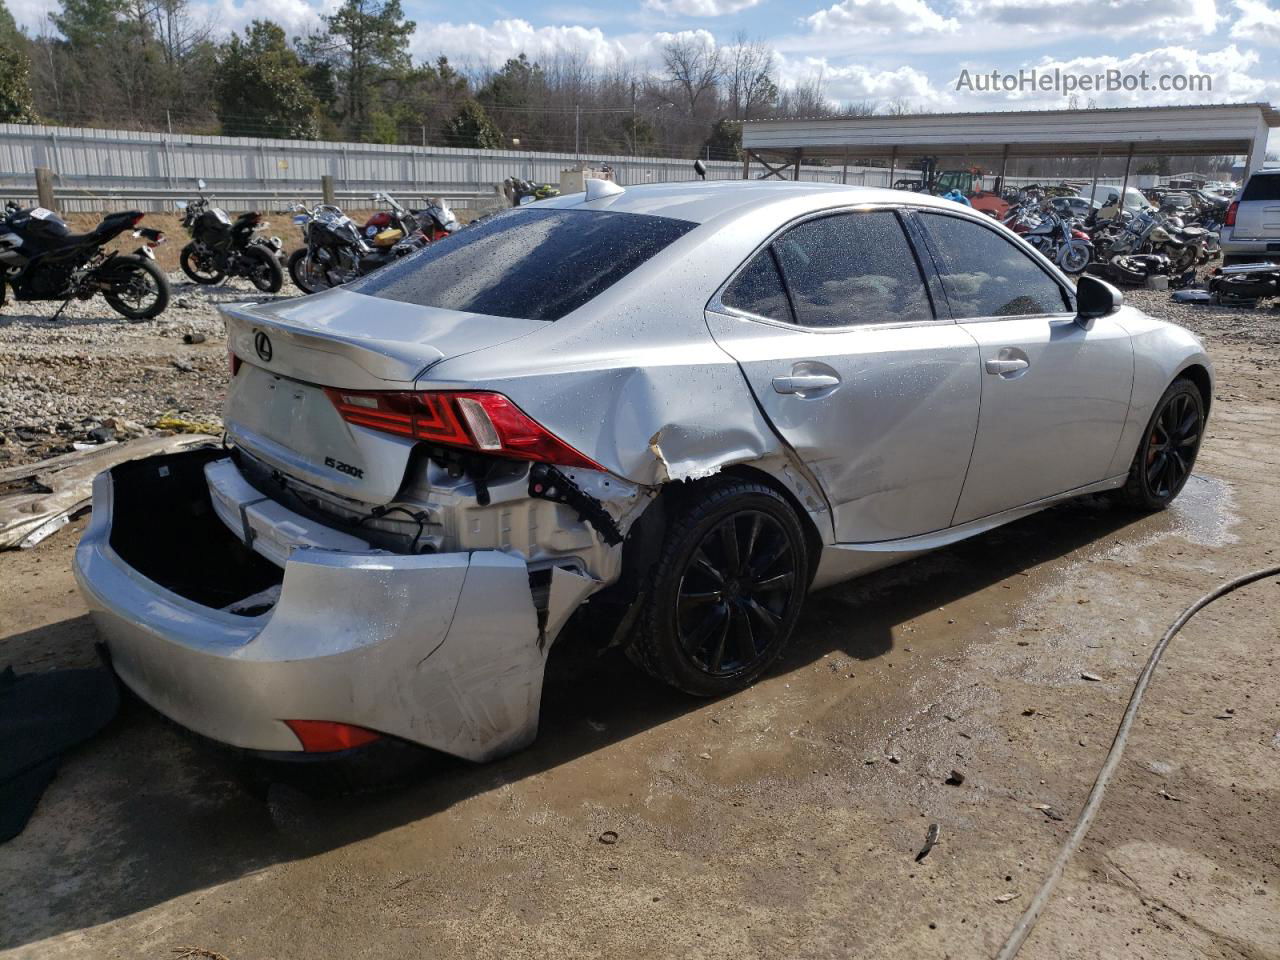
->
[78, 466, 558, 761]
[429, 348, 783, 488]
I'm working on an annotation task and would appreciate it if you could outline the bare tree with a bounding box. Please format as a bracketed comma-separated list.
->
[724, 32, 775, 121]
[661, 34, 723, 117]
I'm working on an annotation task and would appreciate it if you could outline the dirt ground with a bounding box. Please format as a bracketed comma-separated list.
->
[1, 284, 1278, 959]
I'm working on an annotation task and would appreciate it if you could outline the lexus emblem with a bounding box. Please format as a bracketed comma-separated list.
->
[253, 330, 273, 362]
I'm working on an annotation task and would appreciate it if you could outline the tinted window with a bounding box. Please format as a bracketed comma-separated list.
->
[348, 208, 697, 322]
[769, 211, 933, 327]
[722, 249, 794, 323]
[1241, 174, 1280, 202]
[918, 212, 1071, 318]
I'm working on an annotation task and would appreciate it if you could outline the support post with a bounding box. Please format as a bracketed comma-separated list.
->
[742, 150, 751, 180]
[793, 148, 802, 181]
[34, 166, 55, 211]
[1118, 144, 1134, 214]
[1088, 146, 1103, 210]
[887, 147, 897, 189]
[997, 145, 1009, 194]
[841, 146, 849, 185]
[321, 174, 335, 206]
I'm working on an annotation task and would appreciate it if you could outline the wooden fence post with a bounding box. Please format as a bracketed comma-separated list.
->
[34, 166, 56, 211]
[321, 174, 335, 205]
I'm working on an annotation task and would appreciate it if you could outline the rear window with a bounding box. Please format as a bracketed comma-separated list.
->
[1241, 174, 1280, 202]
[346, 207, 697, 321]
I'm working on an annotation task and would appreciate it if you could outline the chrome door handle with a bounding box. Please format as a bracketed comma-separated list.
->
[984, 358, 1030, 375]
[772, 374, 841, 394]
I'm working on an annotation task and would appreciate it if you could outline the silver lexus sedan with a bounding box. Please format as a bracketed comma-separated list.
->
[75, 180, 1211, 763]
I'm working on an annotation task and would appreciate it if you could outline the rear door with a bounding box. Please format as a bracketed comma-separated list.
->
[911, 209, 1134, 524]
[705, 207, 981, 544]
[1234, 173, 1280, 242]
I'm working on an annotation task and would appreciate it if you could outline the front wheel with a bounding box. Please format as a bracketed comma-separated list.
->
[287, 248, 328, 294]
[626, 478, 809, 697]
[1114, 378, 1204, 510]
[102, 255, 170, 321]
[1058, 241, 1092, 274]
[179, 242, 226, 284]
[241, 246, 284, 293]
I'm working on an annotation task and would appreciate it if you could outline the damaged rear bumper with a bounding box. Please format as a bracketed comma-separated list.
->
[73, 450, 578, 762]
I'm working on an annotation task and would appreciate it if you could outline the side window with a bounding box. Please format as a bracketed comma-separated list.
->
[770, 211, 934, 328]
[917, 212, 1071, 319]
[721, 248, 795, 323]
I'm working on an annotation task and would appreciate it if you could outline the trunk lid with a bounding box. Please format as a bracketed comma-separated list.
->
[221, 288, 545, 503]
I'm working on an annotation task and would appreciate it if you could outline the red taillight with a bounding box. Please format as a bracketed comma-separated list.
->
[130, 213, 144, 226]
[284, 719, 382, 752]
[1225, 201, 1238, 227]
[324, 388, 603, 470]
[228, 350, 242, 377]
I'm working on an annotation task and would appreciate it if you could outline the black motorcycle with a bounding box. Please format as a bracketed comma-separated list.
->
[0, 203, 169, 320]
[177, 180, 284, 293]
[287, 198, 425, 295]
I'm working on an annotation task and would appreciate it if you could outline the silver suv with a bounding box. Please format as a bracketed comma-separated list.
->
[1221, 169, 1280, 265]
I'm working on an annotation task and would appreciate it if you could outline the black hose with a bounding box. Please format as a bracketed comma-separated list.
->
[995, 563, 1280, 960]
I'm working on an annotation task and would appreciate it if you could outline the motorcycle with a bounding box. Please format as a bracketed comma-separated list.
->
[362, 191, 458, 244]
[0, 203, 169, 320]
[287, 203, 368, 294]
[176, 179, 284, 293]
[1004, 201, 1093, 274]
[288, 193, 449, 294]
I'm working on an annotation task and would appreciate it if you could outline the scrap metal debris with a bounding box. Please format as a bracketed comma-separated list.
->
[528, 463, 623, 546]
[0, 434, 218, 549]
[598, 830, 619, 845]
[1033, 804, 1064, 822]
[994, 892, 1020, 904]
[915, 822, 940, 862]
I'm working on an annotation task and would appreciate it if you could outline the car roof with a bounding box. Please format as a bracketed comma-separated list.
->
[534, 179, 967, 226]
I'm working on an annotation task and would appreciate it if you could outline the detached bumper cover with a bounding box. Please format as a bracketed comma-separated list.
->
[74, 468, 546, 762]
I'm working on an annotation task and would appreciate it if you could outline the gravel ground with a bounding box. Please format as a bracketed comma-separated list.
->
[2, 266, 1278, 468]
[0, 274, 294, 466]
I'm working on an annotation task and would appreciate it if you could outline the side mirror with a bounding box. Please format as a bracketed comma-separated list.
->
[693, 158, 707, 180]
[197, 178, 206, 190]
[1076, 274, 1122, 327]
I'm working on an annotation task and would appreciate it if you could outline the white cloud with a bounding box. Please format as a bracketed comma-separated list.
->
[643, 0, 763, 15]
[408, 18, 637, 69]
[1229, 0, 1280, 44]
[953, 0, 1221, 37]
[776, 55, 947, 105]
[806, 0, 960, 35]
[198, 0, 334, 37]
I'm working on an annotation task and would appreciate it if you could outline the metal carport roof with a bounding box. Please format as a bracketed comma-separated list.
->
[740, 102, 1280, 179]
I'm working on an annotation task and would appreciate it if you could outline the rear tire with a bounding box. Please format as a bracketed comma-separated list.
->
[1114, 378, 1204, 510]
[179, 242, 226, 285]
[103, 255, 170, 321]
[625, 478, 809, 697]
[243, 245, 284, 293]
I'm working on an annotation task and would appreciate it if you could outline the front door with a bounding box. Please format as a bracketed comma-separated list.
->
[705, 208, 981, 544]
[911, 209, 1134, 524]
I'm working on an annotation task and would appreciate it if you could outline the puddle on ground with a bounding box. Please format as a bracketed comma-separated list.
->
[1150, 474, 1239, 548]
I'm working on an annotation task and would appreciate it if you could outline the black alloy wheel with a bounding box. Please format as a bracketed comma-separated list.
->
[627, 478, 809, 697]
[1117, 378, 1204, 509]
[677, 510, 798, 677]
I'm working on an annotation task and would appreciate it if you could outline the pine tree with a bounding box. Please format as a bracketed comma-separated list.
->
[217, 21, 319, 139]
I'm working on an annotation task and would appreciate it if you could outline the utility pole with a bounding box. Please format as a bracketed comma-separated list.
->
[630, 81, 637, 157]
[575, 105, 581, 160]
[166, 110, 172, 135]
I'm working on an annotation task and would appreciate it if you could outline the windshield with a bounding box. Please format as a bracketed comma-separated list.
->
[347, 207, 697, 322]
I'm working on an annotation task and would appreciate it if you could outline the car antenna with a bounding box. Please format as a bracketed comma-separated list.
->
[584, 177, 624, 202]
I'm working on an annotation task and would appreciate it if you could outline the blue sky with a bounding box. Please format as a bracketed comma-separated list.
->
[13, 0, 1280, 151]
